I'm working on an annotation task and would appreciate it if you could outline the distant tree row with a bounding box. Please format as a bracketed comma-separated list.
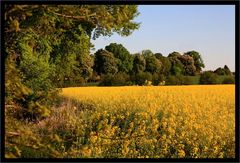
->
[93, 43, 205, 77]
[90, 43, 234, 86]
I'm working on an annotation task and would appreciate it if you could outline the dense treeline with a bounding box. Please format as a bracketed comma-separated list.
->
[91, 46, 234, 86]
[92, 46, 206, 86]
[4, 5, 234, 121]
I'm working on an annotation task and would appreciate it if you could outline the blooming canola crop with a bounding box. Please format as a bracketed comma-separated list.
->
[61, 85, 235, 158]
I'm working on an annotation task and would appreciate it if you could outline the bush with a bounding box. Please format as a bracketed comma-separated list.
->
[99, 72, 130, 86]
[222, 76, 235, 84]
[62, 77, 85, 87]
[214, 68, 226, 75]
[166, 75, 184, 85]
[152, 73, 166, 86]
[99, 74, 114, 86]
[134, 72, 152, 86]
[182, 76, 196, 85]
[200, 71, 220, 84]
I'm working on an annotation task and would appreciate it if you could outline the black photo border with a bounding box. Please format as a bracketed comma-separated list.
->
[0, 0, 239, 162]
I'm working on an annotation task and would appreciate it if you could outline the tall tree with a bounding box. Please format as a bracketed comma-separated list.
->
[145, 55, 162, 74]
[51, 25, 93, 86]
[223, 65, 232, 75]
[132, 53, 146, 74]
[141, 49, 154, 57]
[168, 52, 184, 75]
[4, 5, 140, 119]
[93, 49, 118, 75]
[177, 54, 196, 76]
[155, 53, 171, 76]
[105, 43, 133, 73]
[185, 51, 205, 73]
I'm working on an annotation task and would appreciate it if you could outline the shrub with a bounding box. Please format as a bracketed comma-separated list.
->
[182, 76, 196, 85]
[166, 75, 184, 85]
[152, 73, 166, 86]
[99, 72, 130, 86]
[99, 74, 114, 86]
[222, 76, 235, 84]
[60, 77, 85, 88]
[200, 71, 220, 84]
[214, 67, 226, 75]
[134, 72, 152, 86]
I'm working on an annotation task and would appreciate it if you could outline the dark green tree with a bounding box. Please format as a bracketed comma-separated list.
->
[145, 55, 162, 74]
[105, 43, 133, 73]
[214, 65, 232, 76]
[155, 54, 171, 76]
[4, 5, 140, 120]
[222, 76, 235, 84]
[178, 54, 196, 76]
[51, 25, 93, 86]
[93, 49, 118, 75]
[214, 67, 226, 75]
[168, 52, 184, 75]
[141, 49, 154, 58]
[200, 71, 220, 84]
[154, 53, 163, 59]
[134, 72, 152, 86]
[132, 53, 146, 74]
[17, 31, 55, 92]
[168, 51, 182, 58]
[185, 51, 205, 73]
[223, 65, 232, 76]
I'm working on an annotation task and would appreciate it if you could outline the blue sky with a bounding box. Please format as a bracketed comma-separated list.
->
[91, 5, 235, 71]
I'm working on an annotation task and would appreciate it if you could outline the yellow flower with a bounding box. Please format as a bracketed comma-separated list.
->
[178, 149, 186, 158]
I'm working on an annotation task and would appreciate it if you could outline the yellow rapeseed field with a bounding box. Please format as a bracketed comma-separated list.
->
[60, 85, 235, 158]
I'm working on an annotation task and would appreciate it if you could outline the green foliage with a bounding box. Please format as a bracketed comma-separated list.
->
[17, 30, 55, 92]
[5, 39, 56, 120]
[214, 67, 226, 75]
[214, 65, 232, 76]
[166, 75, 185, 85]
[134, 72, 152, 86]
[168, 52, 197, 76]
[166, 75, 197, 85]
[105, 43, 133, 73]
[152, 73, 166, 86]
[132, 54, 146, 74]
[141, 49, 154, 58]
[222, 76, 235, 84]
[168, 51, 181, 58]
[5, 5, 140, 121]
[156, 55, 171, 76]
[51, 25, 93, 87]
[94, 49, 118, 75]
[177, 55, 196, 76]
[5, 5, 140, 39]
[185, 51, 205, 73]
[182, 76, 198, 85]
[171, 65, 183, 76]
[223, 65, 232, 76]
[99, 72, 130, 86]
[168, 52, 184, 76]
[145, 55, 162, 74]
[200, 71, 220, 84]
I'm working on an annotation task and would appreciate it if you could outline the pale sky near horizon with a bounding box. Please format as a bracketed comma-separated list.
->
[91, 5, 235, 71]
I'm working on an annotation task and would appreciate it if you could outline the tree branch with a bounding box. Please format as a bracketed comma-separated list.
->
[48, 10, 97, 20]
